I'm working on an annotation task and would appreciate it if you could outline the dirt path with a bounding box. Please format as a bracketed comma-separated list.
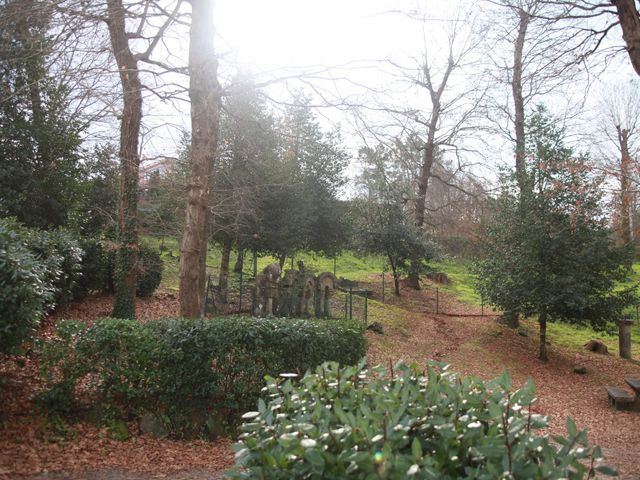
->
[365, 280, 640, 480]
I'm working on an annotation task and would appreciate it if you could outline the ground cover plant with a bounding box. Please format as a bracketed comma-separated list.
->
[232, 360, 614, 479]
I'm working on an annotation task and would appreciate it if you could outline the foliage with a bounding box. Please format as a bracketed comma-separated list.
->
[231, 360, 613, 479]
[136, 245, 163, 297]
[74, 240, 161, 298]
[474, 107, 634, 357]
[24, 228, 84, 308]
[352, 198, 436, 295]
[70, 144, 120, 238]
[73, 238, 113, 299]
[226, 90, 349, 259]
[39, 317, 366, 436]
[0, 219, 53, 353]
[0, 0, 84, 229]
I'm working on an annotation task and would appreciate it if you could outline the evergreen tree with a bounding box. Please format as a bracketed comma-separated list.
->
[0, 0, 83, 228]
[475, 107, 634, 361]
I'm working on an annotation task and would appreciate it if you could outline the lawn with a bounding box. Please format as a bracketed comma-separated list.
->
[429, 257, 640, 358]
[145, 236, 385, 290]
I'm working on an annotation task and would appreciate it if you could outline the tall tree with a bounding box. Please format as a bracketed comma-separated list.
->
[611, 0, 640, 75]
[179, 0, 220, 318]
[597, 80, 640, 256]
[362, 5, 486, 289]
[475, 106, 632, 361]
[0, 0, 83, 229]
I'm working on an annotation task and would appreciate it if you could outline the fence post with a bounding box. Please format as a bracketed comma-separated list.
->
[203, 274, 211, 317]
[481, 297, 484, 317]
[349, 286, 353, 320]
[364, 291, 368, 326]
[344, 292, 348, 319]
[382, 271, 385, 304]
[333, 256, 337, 276]
[436, 288, 439, 314]
[239, 260, 244, 313]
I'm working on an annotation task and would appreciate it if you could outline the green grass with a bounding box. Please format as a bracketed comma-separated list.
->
[428, 257, 640, 356]
[144, 237, 640, 355]
[428, 259, 482, 305]
[144, 236, 385, 291]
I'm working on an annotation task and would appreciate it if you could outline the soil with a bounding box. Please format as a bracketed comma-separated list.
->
[2, 283, 639, 479]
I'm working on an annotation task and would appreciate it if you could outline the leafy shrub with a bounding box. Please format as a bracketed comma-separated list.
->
[40, 317, 366, 436]
[26, 229, 83, 307]
[231, 361, 615, 479]
[74, 240, 162, 298]
[0, 220, 53, 353]
[73, 238, 112, 299]
[136, 245, 162, 297]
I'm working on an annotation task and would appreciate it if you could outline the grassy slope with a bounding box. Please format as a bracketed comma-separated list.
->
[146, 236, 639, 357]
[430, 258, 640, 358]
[146, 236, 385, 291]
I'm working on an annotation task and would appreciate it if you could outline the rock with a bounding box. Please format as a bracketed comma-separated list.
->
[426, 272, 451, 284]
[205, 411, 226, 440]
[366, 322, 384, 335]
[108, 419, 129, 441]
[573, 366, 587, 374]
[139, 413, 169, 439]
[584, 339, 609, 355]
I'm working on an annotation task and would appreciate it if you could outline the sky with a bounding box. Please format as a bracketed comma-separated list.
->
[133, 0, 639, 186]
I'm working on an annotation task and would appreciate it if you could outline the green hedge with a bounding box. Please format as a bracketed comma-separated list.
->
[231, 361, 615, 479]
[40, 317, 366, 436]
[74, 239, 162, 299]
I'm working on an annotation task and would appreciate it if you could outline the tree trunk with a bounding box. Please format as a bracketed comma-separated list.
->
[409, 56, 452, 289]
[408, 146, 434, 290]
[617, 126, 633, 261]
[278, 254, 287, 270]
[179, 0, 220, 318]
[233, 249, 244, 273]
[512, 7, 529, 193]
[612, 0, 640, 77]
[218, 237, 232, 303]
[388, 254, 401, 296]
[539, 309, 548, 361]
[106, 0, 143, 319]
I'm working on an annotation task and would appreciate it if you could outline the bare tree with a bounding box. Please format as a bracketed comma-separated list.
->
[483, 0, 597, 192]
[353, 5, 487, 289]
[597, 80, 640, 254]
[179, 0, 220, 318]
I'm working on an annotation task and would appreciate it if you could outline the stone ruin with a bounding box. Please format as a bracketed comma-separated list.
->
[254, 262, 338, 318]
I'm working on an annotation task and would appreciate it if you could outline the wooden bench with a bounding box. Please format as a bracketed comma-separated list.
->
[625, 378, 640, 395]
[605, 386, 635, 410]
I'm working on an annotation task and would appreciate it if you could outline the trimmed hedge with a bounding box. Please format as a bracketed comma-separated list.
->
[231, 361, 615, 479]
[39, 317, 366, 436]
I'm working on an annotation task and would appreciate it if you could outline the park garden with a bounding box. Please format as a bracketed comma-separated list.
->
[2, 1, 640, 479]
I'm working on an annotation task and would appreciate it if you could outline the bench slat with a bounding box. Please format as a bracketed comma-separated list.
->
[624, 378, 640, 394]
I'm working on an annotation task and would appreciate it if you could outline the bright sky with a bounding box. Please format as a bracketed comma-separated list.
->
[138, 0, 638, 185]
[215, 0, 418, 68]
